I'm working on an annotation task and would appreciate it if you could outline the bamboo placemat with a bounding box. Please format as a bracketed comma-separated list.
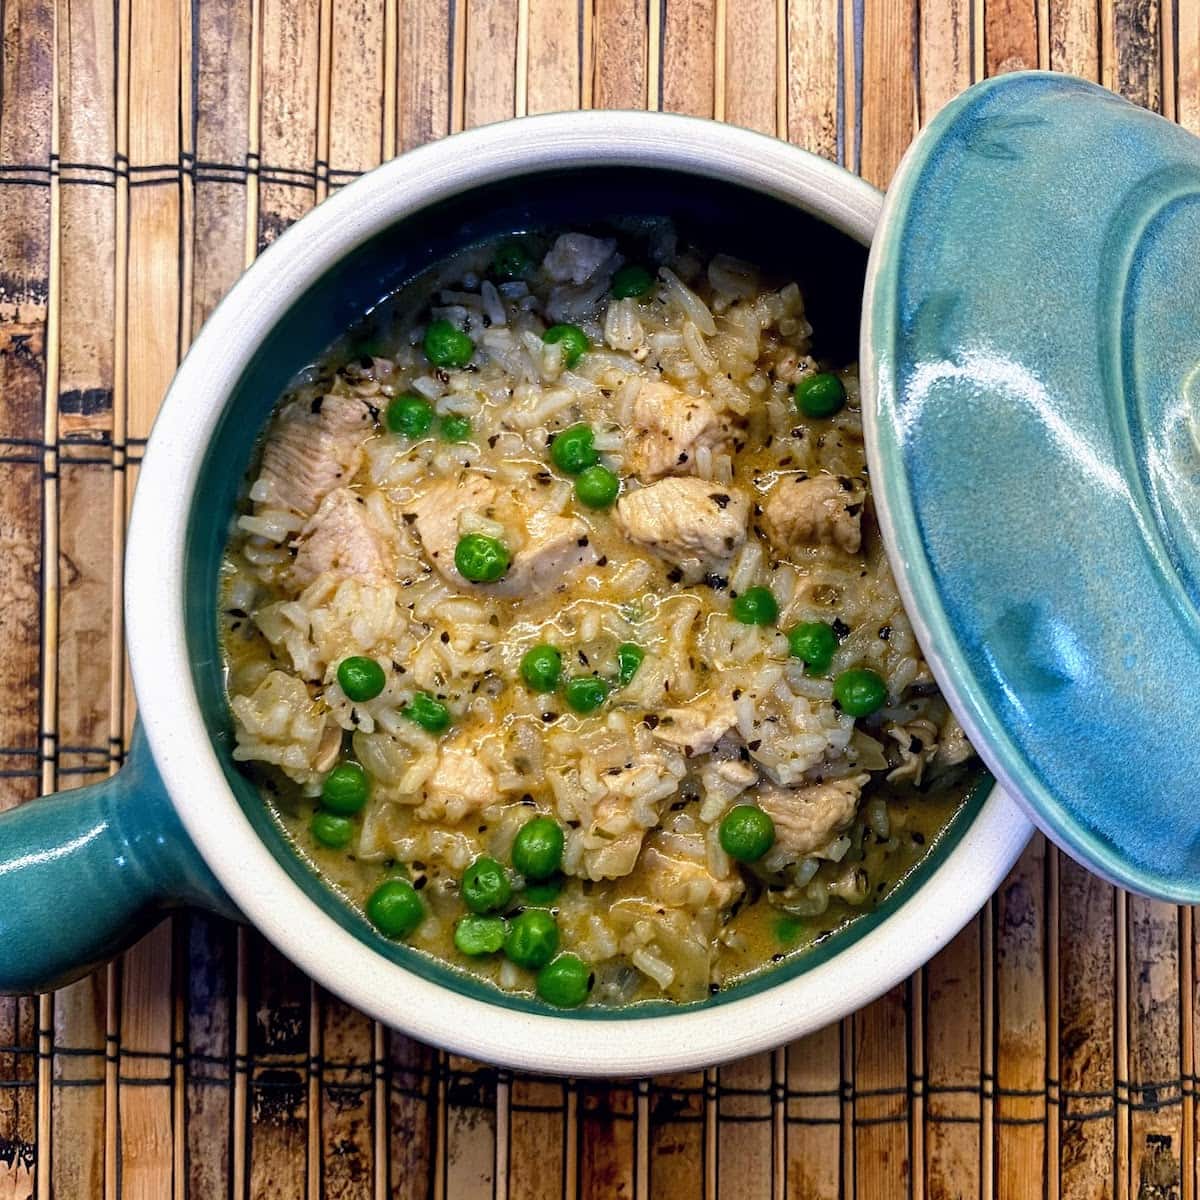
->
[0, 1, 1195, 1196]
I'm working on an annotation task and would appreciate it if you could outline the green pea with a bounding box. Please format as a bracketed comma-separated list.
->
[520, 643, 562, 693]
[787, 621, 838, 674]
[504, 909, 559, 970]
[424, 318, 474, 368]
[564, 675, 609, 714]
[731, 586, 779, 626]
[536, 954, 593, 1008]
[542, 323, 589, 368]
[492, 239, 532, 279]
[455, 533, 511, 583]
[549, 423, 599, 475]
[833, 667, 888, 718]
[337, 656, 386, 702]
[611, 264, 655, 300]
[511, 816, 564, 881]
[719, 804, 776, 863]
[616, 643, 644, 686]
[775, 915, 803, 944]
[385, 392, 434, 438]
[366, 878, 425, 939]
[321, 761, 369, 815]
[521, 874, 564, 905]
[454, 914, 508, 957]
[440, 413, 471, 442]
[461, 857, 512, 914]
[793, 371, 847, 419]
[402, 691, 452, 734]
[574, 465, 620, 509]
[311, 810, 355, 849]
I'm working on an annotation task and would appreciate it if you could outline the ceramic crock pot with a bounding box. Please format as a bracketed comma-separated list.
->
[0, 107, 1034, 1076]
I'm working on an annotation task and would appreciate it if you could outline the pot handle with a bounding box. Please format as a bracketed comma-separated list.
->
[0, 724, 239, 994]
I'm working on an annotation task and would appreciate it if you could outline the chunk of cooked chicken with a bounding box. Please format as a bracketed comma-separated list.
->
[761, 473, 867, 556]
[405, 473, 498, 585]
[885, 717, 940, 786]
[616, 477, 749, 567]
[934, 710, 974, 769]
[631, 830, 742, 912]
[757, 773, 869, 862]
[252, 394, 375, 518]
[563, 746, 688, 881]
[626, 379, 725, 481]
[290, 488, 394, 588]
[489, 509, 598, 598]
[542, 233, 618, 284]
[654, 696, 739, 757]
[407, 474, 596, 596]
[419, 747, 495, 823]
[699, 757, 759, 817]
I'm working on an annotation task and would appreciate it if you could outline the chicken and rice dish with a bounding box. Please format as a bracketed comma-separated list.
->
[220, 225, 978, 1009]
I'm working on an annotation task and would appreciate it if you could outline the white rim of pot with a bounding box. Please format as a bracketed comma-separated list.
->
[127, 110, 1032, 1076]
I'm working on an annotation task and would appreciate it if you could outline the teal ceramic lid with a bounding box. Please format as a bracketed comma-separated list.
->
[863, 71, 1200, 901]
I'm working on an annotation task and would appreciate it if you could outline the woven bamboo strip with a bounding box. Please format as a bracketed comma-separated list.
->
[525, 0, 581, 113]
[661, 0, 715, 116]
[1114, 24, 1181, 1200]
[395, 0, 453, 150]
[726, 7, 790, 1181]
[918, 0, 974, 121]
[721, 0, 776, 134]
[853, 984, 910, 1199]
[507, 1078, 568, 1200]
[48, 0, 117, 1194]
[184, 6, 255, 1199]
[1180, 0, 1200, 132]
[859, 0, 916, 188]
[784, 1023, 841, 1200]
[117, 1, 187, 1194]
[647, 1073, 705, 1199]
[1177, 0, 1200, 1129]
[385, 1034, 436, 1200]
[246, 944, 312, 1197]
[715, 1054, 774, 1199]
[390, 11, 471, 1196]
[994, 839, 1048, 1199]
[317, 7, 389, 1198]
[592, 0, 648, 109]
[1115, 0, 1162, 108]
[923, 926, 983, 1200]
[1126, 897, 1183, 1198]
[0, 0, 53, 1186]
[35, 4, 60, 1197]
[850, 9, 918, 1196]
[775, 9, 843, 1194]
[578, 1081, 636, 1200]
[785, 0, 838, 158]
[1057, 860, 1116, 1200]
[984, 0, 1040, 73]
[463, 0, 519, 125]
[1037, 9, 1109, 1196]
[713, 11, 781, 1189]
[440, 1057, 496, 1197]
[244, 6, 323, 1198]
[915, 32, 983, 1187]
[1049, 0, 1101, 77]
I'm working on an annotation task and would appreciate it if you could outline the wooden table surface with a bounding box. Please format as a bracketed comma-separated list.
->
[1, 1, 1196, 1196]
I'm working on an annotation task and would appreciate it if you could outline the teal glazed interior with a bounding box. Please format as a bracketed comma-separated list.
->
[867, 72, 1200, 901]
[184, 165, 991, 1016]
